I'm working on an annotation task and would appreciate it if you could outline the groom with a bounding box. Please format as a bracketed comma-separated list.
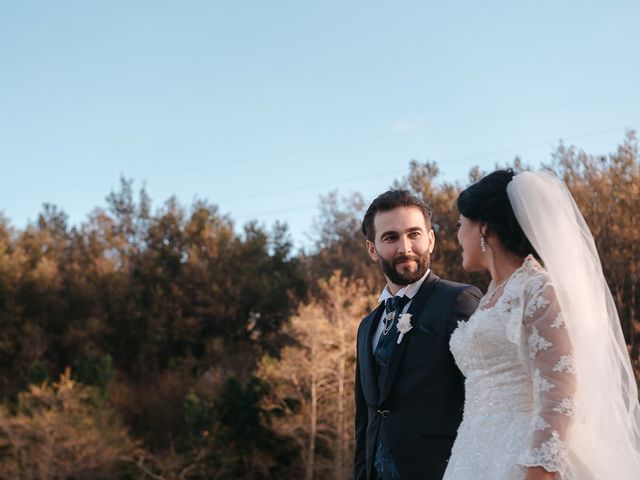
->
[354, 190, 481, 480]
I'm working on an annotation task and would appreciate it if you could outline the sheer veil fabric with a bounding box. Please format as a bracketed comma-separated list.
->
[506, 171, 640, 479]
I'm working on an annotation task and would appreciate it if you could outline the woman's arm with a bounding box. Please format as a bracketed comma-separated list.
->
[517, 278, 576, 477]
[524, 466, 556, 480]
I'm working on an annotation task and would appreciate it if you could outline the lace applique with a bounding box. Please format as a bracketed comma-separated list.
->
[524, 274, 544, 295]
[447, 255, 577, 479]
[553, 354, 576, 374]
[552, 399, 575, 416]
[533, 415, 551, 431]
[550, 312, 566, 329]
[525, 292, 551, 317]
[503, 288, 523, 345]
[518, 431, 567, 475]
[528, 326, 552, 358]
[533, 369, 555, 393]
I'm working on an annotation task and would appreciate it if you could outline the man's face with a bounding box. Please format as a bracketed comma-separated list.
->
[366, 206, 435, 291]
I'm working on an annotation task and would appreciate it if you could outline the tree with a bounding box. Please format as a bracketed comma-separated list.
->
[304, 192, 382, 294]
[397, 160, 490, 289]
[549, 131, 640, 361]
[0, 369, 135, 479]
[258, 272, 376, 479]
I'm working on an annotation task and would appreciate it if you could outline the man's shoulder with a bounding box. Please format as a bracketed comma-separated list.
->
[359, 302, 383, 326]
[434, 276, 477, 292]
[431, 275, 483, 302]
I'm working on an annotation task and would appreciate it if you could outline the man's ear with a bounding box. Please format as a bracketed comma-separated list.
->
[428, 228, 436, 254]
[366, 240, 378, 262]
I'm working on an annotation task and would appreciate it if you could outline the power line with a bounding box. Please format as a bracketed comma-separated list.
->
[442, 124, 637, 165]
[217, 123, 638, 212]
[231, 123, 638, 223]
[132, 89, 640, 178]
[234, 204, 319, 221]
[4, 124, 635, 224]
[216, 169, 403, 203]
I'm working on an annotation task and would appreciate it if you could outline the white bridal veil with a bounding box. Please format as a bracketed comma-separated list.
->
[507, 171, 640, 479]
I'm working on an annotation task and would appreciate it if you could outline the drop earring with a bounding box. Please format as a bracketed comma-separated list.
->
[480, 236, 487, 253]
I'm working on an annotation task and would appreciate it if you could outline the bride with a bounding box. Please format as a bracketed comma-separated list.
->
[444, 169, 640, 479]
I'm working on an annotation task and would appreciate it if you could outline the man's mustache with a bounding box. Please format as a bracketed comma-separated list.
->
[393, 255, 420, 267]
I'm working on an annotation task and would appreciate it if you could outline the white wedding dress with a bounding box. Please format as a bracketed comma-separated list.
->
[444, 256, 584, 480]
[444, 171, 640, 480]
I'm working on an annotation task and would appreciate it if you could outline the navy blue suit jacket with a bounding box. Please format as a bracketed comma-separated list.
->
[354, 273, 481, 480]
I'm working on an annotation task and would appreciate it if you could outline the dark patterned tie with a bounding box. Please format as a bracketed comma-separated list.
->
[374, 295, 410, 389]
[373, 295, 409, 480]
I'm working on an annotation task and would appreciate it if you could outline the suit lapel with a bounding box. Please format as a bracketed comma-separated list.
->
[378, 272, 440, 404]
[358, 302, 385, 406]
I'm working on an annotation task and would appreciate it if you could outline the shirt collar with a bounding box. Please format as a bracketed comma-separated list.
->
[377, 269, 431, 303]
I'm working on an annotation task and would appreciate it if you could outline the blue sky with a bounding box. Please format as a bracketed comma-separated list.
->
[1, 1, 638, 248]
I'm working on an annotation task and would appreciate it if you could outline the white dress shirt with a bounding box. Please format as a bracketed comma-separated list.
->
[372, 269, 431, 353]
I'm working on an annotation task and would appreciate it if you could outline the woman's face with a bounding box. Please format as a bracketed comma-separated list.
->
[457, 215, 485, 272]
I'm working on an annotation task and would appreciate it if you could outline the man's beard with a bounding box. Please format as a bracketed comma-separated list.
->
[378, 251, 430, 286]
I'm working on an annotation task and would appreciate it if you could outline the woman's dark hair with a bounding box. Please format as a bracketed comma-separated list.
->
[457, 169, 538, 258]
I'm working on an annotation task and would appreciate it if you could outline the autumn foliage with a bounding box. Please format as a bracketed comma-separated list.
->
[0, 133, 637, 478]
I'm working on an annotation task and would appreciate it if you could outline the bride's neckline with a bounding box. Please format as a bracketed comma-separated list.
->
[479, 254, 538, 311]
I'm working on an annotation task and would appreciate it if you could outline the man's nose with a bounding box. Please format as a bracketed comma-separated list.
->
[397, 235, 412, 254]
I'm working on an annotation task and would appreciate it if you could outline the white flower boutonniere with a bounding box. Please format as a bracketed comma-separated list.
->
[396, 313, 413, 344]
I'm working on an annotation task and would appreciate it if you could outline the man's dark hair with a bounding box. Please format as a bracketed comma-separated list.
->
[361, 190, 432, 242]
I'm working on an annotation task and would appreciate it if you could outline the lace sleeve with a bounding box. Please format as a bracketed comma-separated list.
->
[517, 276, 576, 476]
